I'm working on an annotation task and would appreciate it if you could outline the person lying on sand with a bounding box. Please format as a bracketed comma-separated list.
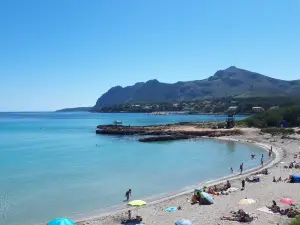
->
[284, 175, 295, 183]
[254, 169, 269, 175]
[191, 194, 199, 204]
[221, 209, 254, 223]
[267, 201, 280, 213]
[246, 177, 260, 183]
[273, 176, 282, 182]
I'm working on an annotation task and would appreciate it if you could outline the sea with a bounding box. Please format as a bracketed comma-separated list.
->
[0, 112, 265, 225]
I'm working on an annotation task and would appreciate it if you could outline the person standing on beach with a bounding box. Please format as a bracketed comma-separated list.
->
[240, 163, 244, 174]
[269, 147, 272, 158]
[241, 179, 245, 190]
[125, 189, 132, 201]
[127, 210, 131, 220]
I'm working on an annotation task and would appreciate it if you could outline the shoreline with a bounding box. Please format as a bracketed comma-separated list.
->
[74, 130, 283, 224]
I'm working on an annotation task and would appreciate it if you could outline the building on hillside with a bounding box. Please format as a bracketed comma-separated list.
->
[269, 106, 279, 110]
[227, 106, 238, 112]
[252, 107, 264, 112]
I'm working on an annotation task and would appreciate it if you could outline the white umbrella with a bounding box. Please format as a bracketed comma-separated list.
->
[238, 198, 256, 205]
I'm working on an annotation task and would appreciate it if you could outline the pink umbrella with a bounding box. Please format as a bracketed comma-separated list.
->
[280, 198, 295, 205]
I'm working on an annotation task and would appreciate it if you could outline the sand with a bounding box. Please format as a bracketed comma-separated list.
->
[77, 128, 300, 225]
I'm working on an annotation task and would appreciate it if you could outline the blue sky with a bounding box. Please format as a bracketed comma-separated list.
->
[1, 0, 299, 111]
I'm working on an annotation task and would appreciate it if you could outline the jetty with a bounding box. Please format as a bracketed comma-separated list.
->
[96, 123, 243, 142]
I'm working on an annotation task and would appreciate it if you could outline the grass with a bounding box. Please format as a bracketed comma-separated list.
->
[289, 216, 300, 225]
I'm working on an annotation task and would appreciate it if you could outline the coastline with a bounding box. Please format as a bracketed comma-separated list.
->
[75, 128, 294, 225]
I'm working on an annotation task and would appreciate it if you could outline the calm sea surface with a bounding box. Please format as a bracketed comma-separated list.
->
[0, 112, 264, 225]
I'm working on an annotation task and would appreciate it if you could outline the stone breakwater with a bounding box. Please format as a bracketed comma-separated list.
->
[96, 124, 243, 142]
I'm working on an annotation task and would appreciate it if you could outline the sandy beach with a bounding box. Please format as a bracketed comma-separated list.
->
[77, 128, 300, 225]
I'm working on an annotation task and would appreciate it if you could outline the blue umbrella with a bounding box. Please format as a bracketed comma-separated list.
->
[47, 218, 75, 225]
[165, 207, 177, 212]
[201, 192, 214, 204]
[175, 219, 193, 225]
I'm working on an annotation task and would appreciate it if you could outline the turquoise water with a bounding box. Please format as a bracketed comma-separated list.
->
[0, 112, 264, 225]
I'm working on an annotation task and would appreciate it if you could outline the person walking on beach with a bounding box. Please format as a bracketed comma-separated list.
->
[241, 179, 245, 190]
[240, 163, 244, 174]
[125, 189, 132, 201]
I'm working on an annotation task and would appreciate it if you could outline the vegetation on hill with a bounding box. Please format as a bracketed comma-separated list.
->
[95, 96, 300, 114]
[239, 106, 300, 128]
[94, 66, 300, 109]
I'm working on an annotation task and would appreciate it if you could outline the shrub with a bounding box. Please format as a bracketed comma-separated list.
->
[216, 122, 226, 128]
[240, 106, 300, 128]
[261, 128, 295, 136]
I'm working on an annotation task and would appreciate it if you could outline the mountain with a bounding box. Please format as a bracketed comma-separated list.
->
[94, 66, 300, 109]
[56, 107, 92, 112]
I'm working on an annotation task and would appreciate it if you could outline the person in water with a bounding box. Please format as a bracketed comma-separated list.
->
[230, 167, 233, 173]
[251, 153, 255, 159]
[240, 163, 244, 174]
[261, 157, 264, 166]
[125, 189, 132, 201]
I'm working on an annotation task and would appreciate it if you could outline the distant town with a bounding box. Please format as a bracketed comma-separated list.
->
[95, 96, 290, 114]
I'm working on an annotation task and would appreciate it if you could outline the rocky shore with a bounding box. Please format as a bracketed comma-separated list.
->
[96, 124, 243, 142]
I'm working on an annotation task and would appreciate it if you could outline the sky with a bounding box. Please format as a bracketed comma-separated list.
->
[0, 0, 300, 111]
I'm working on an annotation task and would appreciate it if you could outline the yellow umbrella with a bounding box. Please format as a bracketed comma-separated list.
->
[127, 200, 147, 216]
[238, 198, 256, 205]
[128, 200, 147, 207]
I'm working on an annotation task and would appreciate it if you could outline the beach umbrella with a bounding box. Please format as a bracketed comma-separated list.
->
[280, 198, 295, 205]
[128, 200, 147, 216]
[128, 200, 147, 207]
[201, 192, 214, 204]
[175, 219, 194, 225]
[238, 198, 256, 205]
[165, 207, 177, 212]
[47, 218, 75, 225]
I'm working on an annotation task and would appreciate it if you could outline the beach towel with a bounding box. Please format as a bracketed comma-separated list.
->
[165, 207, 177, 212]
[257, 206, 279, 215]
[227, 187, 238, 192]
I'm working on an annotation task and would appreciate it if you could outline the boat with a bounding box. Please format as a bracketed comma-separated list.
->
[113, 120, 123, 125]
